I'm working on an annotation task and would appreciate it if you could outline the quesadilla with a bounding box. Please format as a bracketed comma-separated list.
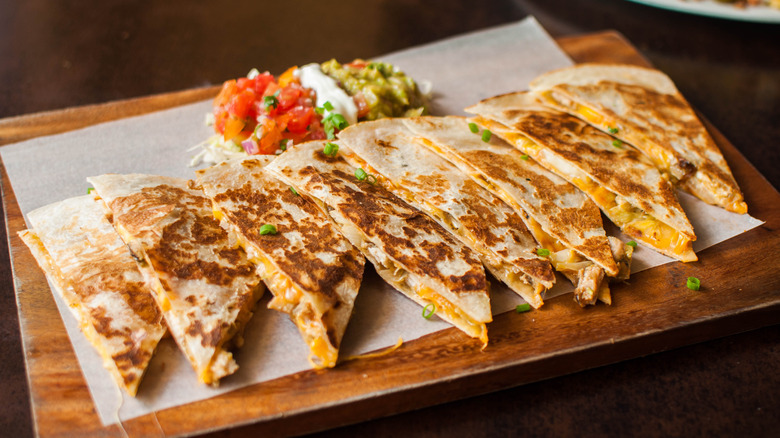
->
[336, 118, 555, 309]
[19, 195, 166, 396]
[529, 63, 747, 214]
[195, 156, 365, 369]
[402, 115, 633, 306]
[466, 92, 697, 263]
[87, 174, 264, 385]
[266, 141, 492, 345]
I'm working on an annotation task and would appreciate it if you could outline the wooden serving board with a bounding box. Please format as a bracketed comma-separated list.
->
[3, 32, 780, 438]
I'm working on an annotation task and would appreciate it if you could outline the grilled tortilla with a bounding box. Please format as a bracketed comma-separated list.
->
[336, 118, 554, 309]
[529, 63, 746, 214]
[195, 156, 365, 369]
[19, 195, 166, 396]
[466, 92, 697, 263]
[402, 116, 632, 306]
[266, 141, 492, 345]
[87, 174, 264, 385]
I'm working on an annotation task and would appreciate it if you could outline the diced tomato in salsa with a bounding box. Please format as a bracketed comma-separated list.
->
[212, 69, 324, 154]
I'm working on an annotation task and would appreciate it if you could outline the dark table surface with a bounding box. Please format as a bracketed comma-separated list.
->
[1, 0, 778, 436]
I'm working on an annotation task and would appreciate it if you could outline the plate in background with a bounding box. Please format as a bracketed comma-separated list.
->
[628, 0, 780, 23]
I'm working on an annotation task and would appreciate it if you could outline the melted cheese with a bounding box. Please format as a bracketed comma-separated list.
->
[544, 91, 678, 182]
[418, 286, 488, 347]
[213, 204, 338, 368]
[485, 119, 695, 262]
[418, 134, 595, 285]
[572, 176, 695, 261]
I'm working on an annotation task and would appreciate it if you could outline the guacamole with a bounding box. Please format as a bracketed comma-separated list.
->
[321, 59, 429, 121]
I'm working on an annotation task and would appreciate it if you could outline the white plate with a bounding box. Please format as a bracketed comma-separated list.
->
[627, 0, 780, 23]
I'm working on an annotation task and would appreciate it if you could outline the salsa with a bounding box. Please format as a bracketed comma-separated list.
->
[212, 67, 324, 155]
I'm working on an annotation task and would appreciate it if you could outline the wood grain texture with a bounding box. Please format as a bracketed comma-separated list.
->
[4, 31, 779, 438]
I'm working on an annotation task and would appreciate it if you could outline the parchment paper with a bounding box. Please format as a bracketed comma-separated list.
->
[1, 17, 763, 425]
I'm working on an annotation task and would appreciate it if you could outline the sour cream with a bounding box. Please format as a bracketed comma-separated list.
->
[296, 63, 358, 125]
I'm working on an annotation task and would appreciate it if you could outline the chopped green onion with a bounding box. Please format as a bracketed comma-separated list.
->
[612, 139, 623, 148]
[422, 303, 436, 319]
[481, 129, 492, 142]
[259, 224, 277, 235]
[468, 122, 479, 133]
[323, 112, 349, 139]
[315, 106, 325, 115]
[686, 277, 701, 291]
[366, 174, 378, 185]
[87, 187, 95, 194]
[289, 186, 299, 196]
[520, 154, 530, 160]
[515, 303, 531, 313]
[525, 178, 531, 182]
[263, 95, 278, 110]
[355, 168, 368, 181]
[323, 101, 334, 112]
[279, 139, 288, 151]
[626, 240, 637, 247]
[329, 113, 348, 130]
[536, 248, 550, 257]
[323, 142, 339, 157]
[608, 126, 619, 134]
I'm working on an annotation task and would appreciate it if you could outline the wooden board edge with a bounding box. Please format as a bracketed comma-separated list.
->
[0, 86, 220, 147]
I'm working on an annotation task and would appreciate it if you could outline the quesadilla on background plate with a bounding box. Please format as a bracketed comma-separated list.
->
[266, 141, 493, 346]
[19, 195, 166, 396]
[195, 156, 365, 369]
[529, 63, 747, 214]
[336, 118, 555, 309]
[87, 174, 264, 386]
[466, 92, 697, 263]
[402, 116, 633, 306]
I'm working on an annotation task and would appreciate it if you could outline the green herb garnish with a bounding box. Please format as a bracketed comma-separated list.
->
[259, 224, 277, 235]
[355, 168, 368, 181]
[626, 240, 637, 247]
[520, 154, 530, 160]
[323, 112, 348, 139]
[612, 139, 623, 148]
[536, 248, 551, 257]
[515, 303, 531, 313]
[468, 122, 479, 133]
[263, 95, 278, 110]
[323, 142, 339, 157]
[686, 277, 701, 291]
[608, 126, 619, 134]
[289, 186, 299, 196]
[422, 303, 436, 319]
[279, 139, 288, 151]
[87, 187, 95, 194]
[481, 129, 492, 142]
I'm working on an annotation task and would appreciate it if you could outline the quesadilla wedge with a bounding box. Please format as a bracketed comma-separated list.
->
[266, 141, 492, 345]
[466, 92, 697, 263]
[195, 156, 365, 369]
[336, 118, 554, 309]
[87, 174, 264, 385]
[402, 116, 633, 306]
[529, 63, 747, 214]
[19, 195, 166, 396]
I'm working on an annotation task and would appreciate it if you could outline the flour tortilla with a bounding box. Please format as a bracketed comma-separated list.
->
[87, 174, 264, 385]
[19, 195, 166, 396]
[195, 156, 365, 369]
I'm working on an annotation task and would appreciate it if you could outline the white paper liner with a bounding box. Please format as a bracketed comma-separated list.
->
[1, 17, 763, 425]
